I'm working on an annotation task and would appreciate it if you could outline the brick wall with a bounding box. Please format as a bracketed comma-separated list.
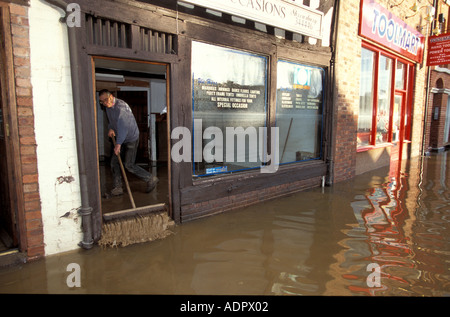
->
[9, 3, 44, 260]
[332, 0, 360, 182]
[332, 0, 429, 182]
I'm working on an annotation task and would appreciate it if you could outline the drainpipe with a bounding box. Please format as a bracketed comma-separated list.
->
[421, 0, 437, 156]
[325, 0, 340, 185]
[43, 0, 93, 249]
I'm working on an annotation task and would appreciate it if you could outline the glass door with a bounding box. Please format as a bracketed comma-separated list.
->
[391, 93, 405, 143]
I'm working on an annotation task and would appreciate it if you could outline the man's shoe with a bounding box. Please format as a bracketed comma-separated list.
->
[111, 187, 124, 196]
[146, 176, 159, 193]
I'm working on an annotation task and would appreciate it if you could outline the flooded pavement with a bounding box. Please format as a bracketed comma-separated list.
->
[0, 152, 449, 296]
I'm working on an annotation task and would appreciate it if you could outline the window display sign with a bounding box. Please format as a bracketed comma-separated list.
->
[427, 33, 450, 66]
[359, 0, 424, 63]
[192, 41, 268, 176]
[276, 60, 324, 164]
[181, 0, 323, 39]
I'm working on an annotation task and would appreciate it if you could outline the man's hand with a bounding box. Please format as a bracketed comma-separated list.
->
[114, 144, 121, 156]
[108, 129, 115, 138]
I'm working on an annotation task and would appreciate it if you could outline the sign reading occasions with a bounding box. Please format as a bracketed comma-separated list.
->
[359, 0, 425, 63]
[180, 0, 323, 39]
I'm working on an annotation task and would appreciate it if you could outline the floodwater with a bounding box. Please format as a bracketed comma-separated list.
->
[0, 152, 449, 297]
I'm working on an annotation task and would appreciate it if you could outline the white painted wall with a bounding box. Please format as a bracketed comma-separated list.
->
[29, 0, 82, 255]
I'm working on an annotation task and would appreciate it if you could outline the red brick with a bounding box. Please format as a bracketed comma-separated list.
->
[9, 4, 27, 17]
[23, 173, 38, 184]
[20, 136, 36, 145]
[24, 200, 41, 212]
[15, 78, 32, 88]
[17, 106, 33, 117]
[11, 24, 29, 38]
[12, 47, 29, 58]
[19, 125, 35, 136]
[13, 56, 30, 67]
[24, 191, 40, 202]
[23, 183, 38, 193]
[10, 15, 29, 27]
[18, 116, 34, 126]
[15, 86, 32, 97]
[22, 163, 37, 175]
[12, 36, 30, 48]
[14, 66, 30, 78]
[20, 145, 36, 156]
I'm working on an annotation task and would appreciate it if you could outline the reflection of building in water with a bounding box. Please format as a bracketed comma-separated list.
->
[324, 153, 449, 295]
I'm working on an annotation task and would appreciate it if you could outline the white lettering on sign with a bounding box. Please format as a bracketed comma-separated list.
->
[180, 0, 323, 39]
[371, 8, 420, 55]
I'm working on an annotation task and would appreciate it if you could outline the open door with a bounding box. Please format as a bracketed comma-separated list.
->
[93, 57, 170, 217]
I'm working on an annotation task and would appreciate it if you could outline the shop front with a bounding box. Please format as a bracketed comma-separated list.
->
[355, 0, 425, 175]
[41, 0, 337, 243]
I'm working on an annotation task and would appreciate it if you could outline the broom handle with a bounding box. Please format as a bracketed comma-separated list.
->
[281, 118, 293, 162]
[112, 135, 136, 209]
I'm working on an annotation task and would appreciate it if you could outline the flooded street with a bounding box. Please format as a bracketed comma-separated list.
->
[0, 152, 449, 296]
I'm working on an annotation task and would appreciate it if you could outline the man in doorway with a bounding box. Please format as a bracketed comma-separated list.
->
[99, 89, 158, 196]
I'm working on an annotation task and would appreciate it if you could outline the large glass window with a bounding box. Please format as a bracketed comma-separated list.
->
[395, 61, 406, 90]
[358, 48, 376, 147]
[357, 44, 412, 150]
[376, 55, 393, 144]
[276, 60, 324, 164]
[191, 41, 268, 176]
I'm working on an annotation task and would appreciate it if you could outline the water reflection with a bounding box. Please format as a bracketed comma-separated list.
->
[0, 153, 449, 295]
[342, 152, 450, 296]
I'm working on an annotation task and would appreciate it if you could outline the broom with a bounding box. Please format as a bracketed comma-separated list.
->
[98, 136, 174, 248]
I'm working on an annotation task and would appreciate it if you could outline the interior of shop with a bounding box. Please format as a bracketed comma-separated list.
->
[94, 58, 169, 214]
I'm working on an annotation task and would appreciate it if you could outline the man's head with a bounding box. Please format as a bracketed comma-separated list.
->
[99, 89, 115, 108]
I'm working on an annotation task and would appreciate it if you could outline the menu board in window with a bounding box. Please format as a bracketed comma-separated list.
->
[276, 60, 324, 164]
[192, 41, 268, 176]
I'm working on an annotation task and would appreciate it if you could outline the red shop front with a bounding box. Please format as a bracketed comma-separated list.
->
[355, 0, 425, 175]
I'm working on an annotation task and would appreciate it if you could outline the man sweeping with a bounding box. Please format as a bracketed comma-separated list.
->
[99, 89, 158, 196]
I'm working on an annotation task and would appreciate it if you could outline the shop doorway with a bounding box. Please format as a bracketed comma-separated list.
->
[93, 57, 170, 216]
[389, 92, 406, 177]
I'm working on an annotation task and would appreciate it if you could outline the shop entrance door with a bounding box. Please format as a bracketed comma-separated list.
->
[389, 93, 405, 177]
[93, 57, 170, 216]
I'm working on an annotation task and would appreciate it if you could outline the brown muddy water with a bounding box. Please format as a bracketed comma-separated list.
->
[0, 152, 449, 297]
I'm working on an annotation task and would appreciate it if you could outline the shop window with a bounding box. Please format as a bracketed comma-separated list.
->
[191, 41, 268, 177]
[357, 44, 412, 150]
[358, 48, 376, 146]
[376, 55, 392, 144]
[276, 60, 324, 164]
[395, 61, 406, 90]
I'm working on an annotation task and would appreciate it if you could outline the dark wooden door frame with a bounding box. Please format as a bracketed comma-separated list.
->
[91, 56, 173, 223]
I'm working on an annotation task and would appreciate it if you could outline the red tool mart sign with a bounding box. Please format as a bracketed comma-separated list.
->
[359, 0, 425, 63]
[427, 33, 450, 66]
